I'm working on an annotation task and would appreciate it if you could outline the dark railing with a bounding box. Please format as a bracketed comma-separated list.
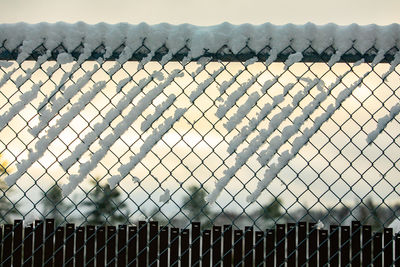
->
[1, 219, 399, 266]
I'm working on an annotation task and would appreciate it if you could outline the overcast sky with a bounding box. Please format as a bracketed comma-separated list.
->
[1, 0, 400, 26]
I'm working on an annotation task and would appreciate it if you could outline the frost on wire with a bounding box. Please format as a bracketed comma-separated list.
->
[0, 22, 399, 203]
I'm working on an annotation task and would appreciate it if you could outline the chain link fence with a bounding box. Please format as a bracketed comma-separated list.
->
[0, 25, 399, 241]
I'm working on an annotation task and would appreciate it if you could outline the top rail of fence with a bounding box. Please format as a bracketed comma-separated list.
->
[1, 43, 398, 63]
[0, 22, 399, 63]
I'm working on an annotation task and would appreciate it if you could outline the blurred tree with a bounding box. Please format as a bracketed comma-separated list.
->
[0, 154, 19, 223]
[182, 185, 211, 223]
[258, 197, 284, 226]
[148, 207, 169, 226]
[41, 183, 72, 226]
[82, 178, 130, 225]
[358, 197, 386, 231]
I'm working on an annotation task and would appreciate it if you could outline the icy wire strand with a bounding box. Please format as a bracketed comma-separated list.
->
[227, 81, 293, 154]
[33, 46, 102, 136]
[189, 67, 224, 102]
[59, 73, 154, 171]
[247, 71, 371, 202]
[58, 46, 139, 170]
[140, 94, 177, 132]
[5, 81, 106, 186]
[30, 65, 100, 137]
[257, 71, 351, 166]
[0, 83, 42, 131]
[0, 53, 50, 131]
[367, 103, 400, 145]
[108, 108, 187, 188]
[206, 78, 319, 203]
[224, 92, 260, 132]
[61, 69, 183, 196]
[215, 72, 262, 119]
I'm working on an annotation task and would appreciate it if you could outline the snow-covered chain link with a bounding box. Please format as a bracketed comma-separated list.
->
[0, 23, 399, 238]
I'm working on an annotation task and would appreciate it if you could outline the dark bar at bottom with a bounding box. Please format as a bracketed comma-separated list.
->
[233, 230, 243, 267]
[202, 229, 211, 267]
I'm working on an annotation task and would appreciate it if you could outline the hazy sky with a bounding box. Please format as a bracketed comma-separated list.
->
[2, 0, 400, 26]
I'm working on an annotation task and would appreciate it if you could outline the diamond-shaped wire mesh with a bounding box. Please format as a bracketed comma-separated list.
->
[0, 34, 399, 245]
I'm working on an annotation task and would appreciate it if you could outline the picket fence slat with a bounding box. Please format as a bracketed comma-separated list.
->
[244, 226, 253, 267]
[255, 231, 264, 266]
[395, 233, 400, 267]
[276, 224, 285, 266]
[222, 225, 232, 267]
[170, 227, 179, 267]
[128, 225, 137, 267]
[4, 224, 12, 267]
[330, 225, 339, 267]
[13, 220, 23, 267]
[202, 229, 211, 267]
[1, 219, 399, 266]
[159, 226, 168, 267]
[149, 221, 158, 267]
[107, 226, 116, 267]
[319, 229, 328, 266]
[138, 221, 147, 267]
[117, 224, 127, 267]
[181, 229, 190, 267]
[362, 225, 372, 267]
[75, 226, 85, 267]
[192, 222, 201, 267]
[309, 222, 317, 266]
[287, 223, 296, 266]
[86, 225, 95, 267]
[0, 225, 3, 265]
[213, 226, 222, 267]
[33, 220, 43, 267]
[265, 229, 275, 266]
[23, 224, 33, 267]
[54, 226, 64, 266]
[44, 219, 54, 267]
[96, 226, 105, 267]
[374, 232, 383, 266]
[341, 225, 351, 266]
[352, 221, 362, 266]
[384, 228, 394, 267]
[298, 222, 307, 266]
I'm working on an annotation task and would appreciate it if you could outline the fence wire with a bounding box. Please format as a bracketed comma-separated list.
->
[0, 34, 399, 265]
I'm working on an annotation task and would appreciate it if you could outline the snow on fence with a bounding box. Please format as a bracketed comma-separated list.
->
[0, 22, 400, 264]
[0, 219, 400, 266]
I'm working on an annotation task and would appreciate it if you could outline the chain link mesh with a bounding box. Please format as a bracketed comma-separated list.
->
[0, 37, 399, 238]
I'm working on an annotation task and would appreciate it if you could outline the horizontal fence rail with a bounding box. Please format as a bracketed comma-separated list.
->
[0, 22, 400, 266]
[1, 42, 398, 63]
[1, 219, 400, 266]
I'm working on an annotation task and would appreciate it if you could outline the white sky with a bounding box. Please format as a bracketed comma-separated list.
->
[1, 0, 400, 26]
